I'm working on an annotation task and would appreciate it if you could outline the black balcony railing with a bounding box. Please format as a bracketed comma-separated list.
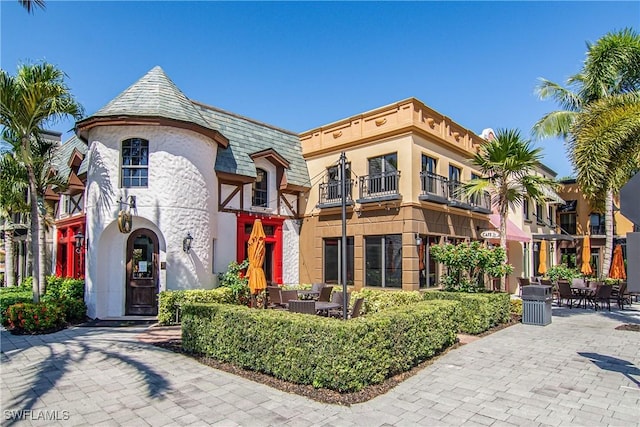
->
[319, 180, 353, 206]
[470, 191, 491, 214]
[419, 171, 449, 204]
[590, 225, 606, 235]
[447, 180, 473, 209]
[358, 171, 401, 201]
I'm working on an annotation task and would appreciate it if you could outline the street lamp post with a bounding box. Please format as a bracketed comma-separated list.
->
[340, 152, 348, 320]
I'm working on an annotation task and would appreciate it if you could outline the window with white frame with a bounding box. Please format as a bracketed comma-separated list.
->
[121, 138, 149, 188]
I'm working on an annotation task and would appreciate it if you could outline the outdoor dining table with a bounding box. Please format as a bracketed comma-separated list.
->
[314, 301, 341, 316]
[571, 285, 594, 309]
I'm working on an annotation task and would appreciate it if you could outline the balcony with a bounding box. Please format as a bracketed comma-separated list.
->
[318, 180, 354, 208]
[447, 180, 474, 210]
[357, 171, 401, 203]
[590, 225, 606, 236]
[419, 171, 449, 204]
[470, 191, 492, 214]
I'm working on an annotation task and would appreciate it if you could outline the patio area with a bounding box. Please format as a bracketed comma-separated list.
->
[1, 300, 639, 426]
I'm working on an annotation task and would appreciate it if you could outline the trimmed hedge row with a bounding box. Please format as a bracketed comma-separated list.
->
[0, 290, 33, 323]
[422, 291, 510, 334]
[157, 288, 234, 325]
[181, 300, 458, 392]
[349, 289, 423, 314]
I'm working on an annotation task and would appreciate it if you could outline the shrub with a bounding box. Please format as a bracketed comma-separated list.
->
[429, 241, 513, 292]
[182, 300, 458, 392]
[349, 288, 422, 314]
[218, 260, 250, 305]
[3, 301, 66, 334]
[0, 289, 33, 323]
[42, 276, 85, 300]
[546, 264, 579, 282]
[157, 288, 235, 325]
[41, 277, 86, 324]
[510, 299, 522, 316]
[422, 291, 509, 334]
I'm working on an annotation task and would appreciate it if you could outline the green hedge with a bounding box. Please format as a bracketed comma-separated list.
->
[349, 289, 423, 314]
[422, 291, 509, 334]
[0, 290, 33, 323]
[157, 288, 235, 325]
[182, 300, 458, 392]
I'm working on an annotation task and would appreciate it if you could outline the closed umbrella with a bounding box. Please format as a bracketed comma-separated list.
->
[538, 240, 547, 275]
[609, 244, 626, 280]
[246, 219, 267, 307]
[581, 235, 592, 276]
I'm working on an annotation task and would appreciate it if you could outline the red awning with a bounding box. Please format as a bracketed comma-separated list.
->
[488, 214, 530, 243]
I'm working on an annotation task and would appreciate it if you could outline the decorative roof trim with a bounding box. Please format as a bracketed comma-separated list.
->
[250, 148, 290, 169]
[76, 115, 229, 148]
[67, 148, 84, 169]
[215, 171, 254, 184]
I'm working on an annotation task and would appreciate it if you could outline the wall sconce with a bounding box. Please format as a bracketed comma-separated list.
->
[533, 243, 539, 252]
[74, 231, 84, 254]
[415, 233, 423, 247]
[183, 232, 193, 254]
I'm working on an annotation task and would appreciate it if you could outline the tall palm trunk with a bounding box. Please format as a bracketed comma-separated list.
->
[499, 201, 508, 292]
[25, 160, 41, 302]
[602, 189, 614, 279]
[38, 209, 47, 295]
[4, 227, 15, 287]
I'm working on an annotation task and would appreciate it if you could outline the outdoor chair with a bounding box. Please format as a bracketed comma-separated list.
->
[318, 286, 333, 302]
[539, 279, 553, 287]
[349, 298, 365, 319]
[612, 282, 632, 309]
[311, 283, 326, 293]
[280, 290, 299, 309]
[555, 280, 569, 304]
[517, 277, 530, 296]
[590, 284, 612, 311]
[267, 286, 282, 308]
[557, 281, 577, 308]
[328, 291, 351, 318]
[288, 300, 316, 315]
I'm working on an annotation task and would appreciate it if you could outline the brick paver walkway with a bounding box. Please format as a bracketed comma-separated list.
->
[1, 304, 639, 426]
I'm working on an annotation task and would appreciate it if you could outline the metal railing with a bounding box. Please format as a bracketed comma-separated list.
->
[470, 191, 491, 212]
[447, 180, 469, 206]
[420, 171, 448, 198]
[590, 225, 606, 235]
[319, 180, 353, 205]
[359, 171, 400, 199]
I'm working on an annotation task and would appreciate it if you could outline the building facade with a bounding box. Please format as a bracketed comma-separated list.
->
[299, 99, 498, 291]
[556, 179, 633, 277]
[74, 67, 309, 318]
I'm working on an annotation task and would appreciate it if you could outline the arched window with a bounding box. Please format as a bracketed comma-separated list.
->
[252, 168, 268, 207]
[121, 138, 149, 188]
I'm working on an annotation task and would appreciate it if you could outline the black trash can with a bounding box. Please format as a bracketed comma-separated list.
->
[522, 285, 552, 326]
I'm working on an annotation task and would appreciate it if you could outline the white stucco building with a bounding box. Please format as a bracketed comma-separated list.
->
[75, 67, 309, 318]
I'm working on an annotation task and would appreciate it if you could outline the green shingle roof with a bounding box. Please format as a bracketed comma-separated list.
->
[90, 66, 216, 134]
[195, 103, 310, 188]
[78, 66, 310, 189]
[53, 135, 87, 180]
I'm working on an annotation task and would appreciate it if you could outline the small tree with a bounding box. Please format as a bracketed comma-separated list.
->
[430, 241, 513, 293]
[218, 259, 250, 305]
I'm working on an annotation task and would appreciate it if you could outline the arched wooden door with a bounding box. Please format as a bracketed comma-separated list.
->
[126, 228, 159, 315]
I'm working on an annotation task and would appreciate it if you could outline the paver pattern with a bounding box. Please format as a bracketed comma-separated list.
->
[1, 305, 639, 426]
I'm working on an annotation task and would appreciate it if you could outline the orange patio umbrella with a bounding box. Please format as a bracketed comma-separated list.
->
[581, 235, 593, 276]
[246, 219, 267, 305]
[609, 244, 626, 280]
[538, 240, 547, 275]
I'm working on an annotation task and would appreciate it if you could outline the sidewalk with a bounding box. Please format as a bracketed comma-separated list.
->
[1, 304, 639, 426]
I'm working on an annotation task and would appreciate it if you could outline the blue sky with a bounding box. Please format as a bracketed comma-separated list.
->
[2, 1, 638, 177]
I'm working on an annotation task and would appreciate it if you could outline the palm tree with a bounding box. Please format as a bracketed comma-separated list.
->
[464, 129, 557, 291]
[533, 28, 640, 277]
[18, 0, 45, 13]
[0, 62, 83, 301]
[0, 153, 29, 287]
